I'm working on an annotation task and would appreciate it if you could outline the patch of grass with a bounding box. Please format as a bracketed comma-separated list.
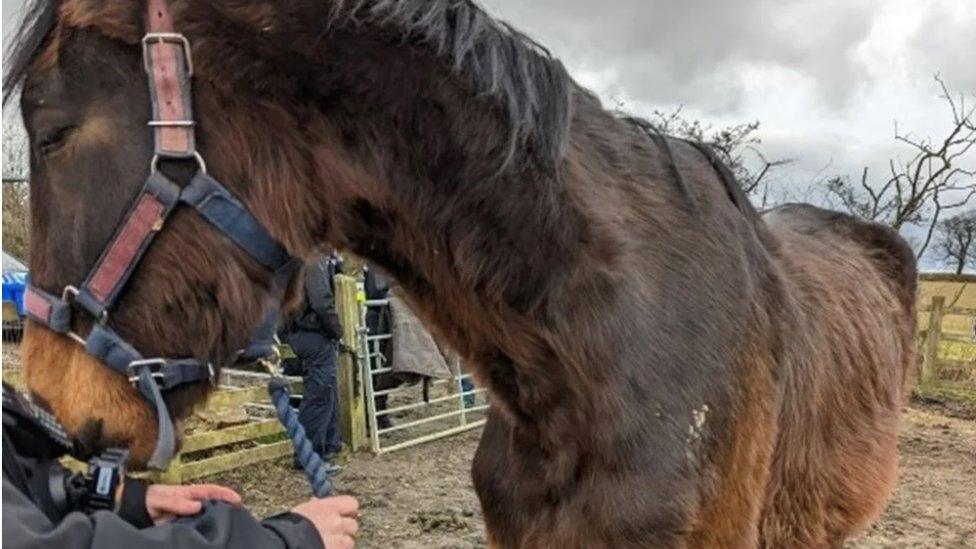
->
[939, 339, 976, 361]
[913, 382, 976, 406]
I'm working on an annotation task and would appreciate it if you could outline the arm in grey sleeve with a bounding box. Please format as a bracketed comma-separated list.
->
[305, 261, 336, 323]
[3, 479, 323, 549]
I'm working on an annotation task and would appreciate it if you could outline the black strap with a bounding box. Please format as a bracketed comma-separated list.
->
[118, 478, 154, 528]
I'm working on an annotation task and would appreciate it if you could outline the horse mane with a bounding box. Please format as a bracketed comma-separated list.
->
[2, 0, 58, 105]
[327, 0, 575, 171]
[5, 0, 575, 171]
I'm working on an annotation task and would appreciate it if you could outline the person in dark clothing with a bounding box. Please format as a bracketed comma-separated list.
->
[283, 255, 344, 470]
[2, 382, 359, 549]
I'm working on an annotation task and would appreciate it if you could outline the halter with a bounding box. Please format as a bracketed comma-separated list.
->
[24, 0, 296, 470]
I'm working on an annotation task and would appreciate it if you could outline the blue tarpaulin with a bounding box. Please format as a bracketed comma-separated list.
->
[2, 251, 28, 317]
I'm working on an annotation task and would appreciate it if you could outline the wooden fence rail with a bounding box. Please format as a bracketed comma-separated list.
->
[152, 273, 370, 482]
[154, 379, 301, 484]
[916, 295, 976, 404]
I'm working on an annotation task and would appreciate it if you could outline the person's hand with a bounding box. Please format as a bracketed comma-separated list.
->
[145, 484, 243, 524]
[291, 495, 359, 549]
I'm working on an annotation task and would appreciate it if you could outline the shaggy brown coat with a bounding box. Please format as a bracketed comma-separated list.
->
[7, 1, 916, 546]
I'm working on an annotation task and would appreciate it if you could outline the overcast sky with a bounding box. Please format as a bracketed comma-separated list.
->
[3, 0, 975, 263]
[482, 0, 975, 200]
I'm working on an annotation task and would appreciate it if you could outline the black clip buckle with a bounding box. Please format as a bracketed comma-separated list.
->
[85, 448, 129, 513]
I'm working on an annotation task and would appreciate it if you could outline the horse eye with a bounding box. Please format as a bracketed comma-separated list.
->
[36, 124, 76, 155]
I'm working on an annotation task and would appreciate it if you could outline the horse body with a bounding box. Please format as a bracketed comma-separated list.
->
[6, 1, 915, 546]
[757, 205, 915, 546]
[462, 94, 917, 548]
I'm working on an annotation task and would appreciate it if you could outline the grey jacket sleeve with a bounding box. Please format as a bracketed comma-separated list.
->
[305, 260, 336, 323]
[2, 479, 323, 549]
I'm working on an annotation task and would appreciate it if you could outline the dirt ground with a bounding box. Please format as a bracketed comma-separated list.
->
[3, 342, 972, 546]
[208, 403, 976, 549]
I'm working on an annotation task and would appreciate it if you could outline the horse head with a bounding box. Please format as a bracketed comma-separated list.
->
[4, 0, 323, 466]
[5, 0, 573, 467]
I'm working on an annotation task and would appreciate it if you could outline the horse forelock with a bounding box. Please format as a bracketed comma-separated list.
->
[3, 0, 59, 105]
[3, 0, 145, 106]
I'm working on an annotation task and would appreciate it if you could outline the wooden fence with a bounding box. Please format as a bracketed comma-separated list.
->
[147, 273, 368, 483]
[154, 379, 299, 483]
[917, 295, 976, 403]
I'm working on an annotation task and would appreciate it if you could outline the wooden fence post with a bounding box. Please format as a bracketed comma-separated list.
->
[335, 274, 367, 451]
[922, 296, 945, 384]
[158, 453, 182, 484]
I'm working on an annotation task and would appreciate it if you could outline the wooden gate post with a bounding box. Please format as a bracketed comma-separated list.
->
[335, 274, 367, 451]
[922, 296, 945, 384]
[158, 453, 182, 484]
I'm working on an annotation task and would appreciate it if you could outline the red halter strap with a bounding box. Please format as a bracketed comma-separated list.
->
[25, 0, 295, 469]
[143, 0, 197, 162]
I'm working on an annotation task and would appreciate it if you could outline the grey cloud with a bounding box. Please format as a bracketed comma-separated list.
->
[908, 4, 976, 93]
[487, 0, 877, 112]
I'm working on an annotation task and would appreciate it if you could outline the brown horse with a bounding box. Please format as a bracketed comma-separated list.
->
[5, 0, 917, 546]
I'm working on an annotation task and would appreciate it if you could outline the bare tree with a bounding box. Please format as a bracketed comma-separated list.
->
[2, 183, 30, 260]
[936, 210, 976, 274]
[2, 115, 30, 181]
[825, 76, 976, 259]
[647, 106, 791, 202]
[3, 114, 31, 259]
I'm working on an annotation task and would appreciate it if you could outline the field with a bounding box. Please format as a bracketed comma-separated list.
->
[919, 276, 976, 347]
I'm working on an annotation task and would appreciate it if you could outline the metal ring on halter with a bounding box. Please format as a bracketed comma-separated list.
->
[61, 285, 80, 302]
[60, 285, 106, 344]
[62, 287, 109, 323]
[150, 151, 207, 174]
[141, 32, 194, 75]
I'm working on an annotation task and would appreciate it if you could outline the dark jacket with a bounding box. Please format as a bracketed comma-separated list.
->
[293, 258, 341, 340]
[2, 481, 322, 549]
[1, 388, 323, 549]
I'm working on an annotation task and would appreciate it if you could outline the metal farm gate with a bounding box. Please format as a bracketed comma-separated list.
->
[358, 297, 488, 453]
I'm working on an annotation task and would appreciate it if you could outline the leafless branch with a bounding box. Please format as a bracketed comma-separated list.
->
[825, 76, 976, 259]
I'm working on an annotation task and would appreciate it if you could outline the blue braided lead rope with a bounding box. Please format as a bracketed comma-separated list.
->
[268, 377, 333, 498]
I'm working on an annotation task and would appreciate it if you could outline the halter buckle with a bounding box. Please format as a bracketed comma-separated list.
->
[127, 358, 168, 387]
[142, 32, 193, 76]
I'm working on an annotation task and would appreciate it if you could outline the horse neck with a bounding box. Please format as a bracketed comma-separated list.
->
[329, 54, 584, 415]
[316, 69, 582, 354]
[199, 11, 588, 428]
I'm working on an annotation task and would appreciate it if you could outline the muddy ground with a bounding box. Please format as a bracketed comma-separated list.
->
[208, 403, 976, 549]
[3, 342, 972, 547]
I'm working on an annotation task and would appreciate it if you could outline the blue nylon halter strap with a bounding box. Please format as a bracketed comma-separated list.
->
[25, 169, 295, 469]
[25, 0, 332, 497]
